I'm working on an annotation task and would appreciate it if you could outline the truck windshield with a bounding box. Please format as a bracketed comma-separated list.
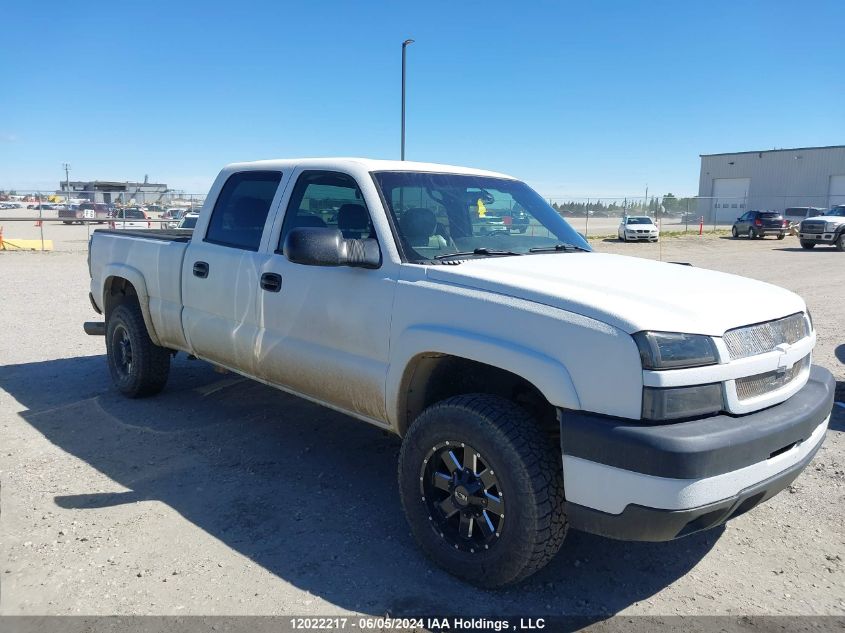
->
[372, 171, 590, 261]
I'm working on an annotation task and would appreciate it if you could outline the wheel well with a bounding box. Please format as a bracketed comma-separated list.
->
[103, 276, 139, 320]
[398, 354, 557, 438]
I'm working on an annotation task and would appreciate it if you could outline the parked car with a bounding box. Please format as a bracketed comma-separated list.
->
[617, 215, 659, 242]
[784, 207, 826, 224]
[731, 210, 789, 239]
[161, 208, 185, 230]
[798, 206, 845, 251]
[74, 202, 110, 224]
[85, 158, 833, 588]
[108, 207, 150, 229]
[177, 212, 199, 229]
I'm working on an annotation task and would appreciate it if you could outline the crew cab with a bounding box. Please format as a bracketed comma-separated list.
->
[85, 158, 834, 588]
[799, 206, 845, 251]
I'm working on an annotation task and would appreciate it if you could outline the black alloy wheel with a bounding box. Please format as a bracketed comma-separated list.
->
[420, 442, 504, 553]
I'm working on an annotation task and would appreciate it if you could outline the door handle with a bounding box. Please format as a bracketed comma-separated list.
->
[260, 272, 282, 292]
[193, 261, 209, 278]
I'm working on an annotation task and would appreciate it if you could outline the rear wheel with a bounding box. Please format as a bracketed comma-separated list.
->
[747, 228, 756, 239]
[800, 240, 816, 250]
[106, 302, 170, 398]
[398, 394, 567, 588]
[777, 233, 786, 240]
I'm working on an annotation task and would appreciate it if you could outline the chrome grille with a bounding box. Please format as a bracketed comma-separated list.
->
[723, 313, 808, 360]
[801, 221, 825, 233]
[735, 355, 809, 401]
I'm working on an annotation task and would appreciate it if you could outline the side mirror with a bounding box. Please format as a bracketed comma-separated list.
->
[284, 227, 380, 269]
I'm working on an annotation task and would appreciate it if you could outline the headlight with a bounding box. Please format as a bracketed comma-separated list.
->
[633, 331, 718, 369]
[824, 221, 840, 232]
[642, 384, 723, 420]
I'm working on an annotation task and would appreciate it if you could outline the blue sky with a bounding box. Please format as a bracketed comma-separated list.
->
[2, 0, 843, 198]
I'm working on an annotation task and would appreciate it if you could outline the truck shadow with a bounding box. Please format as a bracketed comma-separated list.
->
[0, 355, 721, 617]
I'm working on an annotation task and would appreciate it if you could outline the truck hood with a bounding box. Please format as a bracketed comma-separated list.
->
[425, 253, 805, 336]
[804, 214, 845, 224]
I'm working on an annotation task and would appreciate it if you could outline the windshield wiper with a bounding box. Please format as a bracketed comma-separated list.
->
[434, 248, 523, 260]
[528, 243, 590, 253]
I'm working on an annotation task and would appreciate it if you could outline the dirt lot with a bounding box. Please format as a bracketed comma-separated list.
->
[0, 234, 843, 617]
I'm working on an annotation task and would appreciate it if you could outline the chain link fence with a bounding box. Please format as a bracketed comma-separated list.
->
[0, 188, 837, 252]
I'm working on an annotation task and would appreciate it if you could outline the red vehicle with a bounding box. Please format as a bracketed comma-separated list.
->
[60, 202, 110, 224]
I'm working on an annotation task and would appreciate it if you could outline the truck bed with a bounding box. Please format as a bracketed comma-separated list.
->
[92, 228, 193, 242]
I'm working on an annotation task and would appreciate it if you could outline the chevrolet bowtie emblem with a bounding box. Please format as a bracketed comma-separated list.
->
[775, 343, 791, 374]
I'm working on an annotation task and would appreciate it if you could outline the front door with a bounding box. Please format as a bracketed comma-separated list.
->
[255, 169, 396, 422]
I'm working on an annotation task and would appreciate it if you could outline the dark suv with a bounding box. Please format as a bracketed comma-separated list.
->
[731, 210, 788, 240]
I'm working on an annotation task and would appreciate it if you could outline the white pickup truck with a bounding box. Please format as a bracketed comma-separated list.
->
[86, 158, 835, 587]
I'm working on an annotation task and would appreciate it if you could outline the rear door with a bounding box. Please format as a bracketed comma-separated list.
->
[181, 170, 288, 374]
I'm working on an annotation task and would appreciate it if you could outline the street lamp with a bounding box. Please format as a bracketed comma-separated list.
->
[63, 163, 71, 207]
[401, 38, 414, 161]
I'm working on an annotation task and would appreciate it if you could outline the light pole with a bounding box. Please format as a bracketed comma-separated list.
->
[63, 163, 71, 207]
[401, 39, 414, 161]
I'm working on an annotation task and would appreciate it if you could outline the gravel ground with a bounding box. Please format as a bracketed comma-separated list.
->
[0, 234, 843, 617]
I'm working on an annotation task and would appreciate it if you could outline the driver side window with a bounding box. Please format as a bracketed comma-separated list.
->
[277, 170, 375, 254]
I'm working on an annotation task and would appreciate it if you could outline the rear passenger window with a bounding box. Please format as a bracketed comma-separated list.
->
[277, 171, 374, 252]
[205, 171, 282, 251]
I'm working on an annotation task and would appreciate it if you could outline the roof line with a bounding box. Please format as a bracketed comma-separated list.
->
[700, 144, 845, 157]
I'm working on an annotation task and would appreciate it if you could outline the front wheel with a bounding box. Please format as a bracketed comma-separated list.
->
[835, 233, 845, 252]
[106, 302, 170, 397]
[731, 226, 739, 238]
[777, 233, 786, 240]
[800, 240, 816, 249]
[398, 394, 567, 588]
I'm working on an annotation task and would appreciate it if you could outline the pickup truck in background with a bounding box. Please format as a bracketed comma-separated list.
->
[85, 158, 834, 587]
[799, 206, 845, 250]
[61, 202, 110, 224]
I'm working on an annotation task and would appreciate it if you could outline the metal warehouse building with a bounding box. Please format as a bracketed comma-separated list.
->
[698, 145, 845, 223]
[57, 179, 168, 205]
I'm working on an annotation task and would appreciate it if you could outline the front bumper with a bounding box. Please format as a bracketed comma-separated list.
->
[799, 232, 836, 243]
[559, 365, 834, 541]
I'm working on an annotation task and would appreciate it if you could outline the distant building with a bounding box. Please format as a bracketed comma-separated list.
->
[58, 179, 168, 205]
[698, 145, 845, 222]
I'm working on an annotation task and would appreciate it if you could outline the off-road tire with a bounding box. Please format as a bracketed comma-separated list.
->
[398, 394, 567, 588]
[106, 302, 170, 398]
[800, 240, 815, 249]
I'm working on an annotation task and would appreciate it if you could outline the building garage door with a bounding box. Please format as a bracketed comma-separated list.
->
[712, 178, 751, 224]
[829, 175, 845, 207]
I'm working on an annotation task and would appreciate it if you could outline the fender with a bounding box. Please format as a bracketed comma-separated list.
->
[387, 324, 581, 427]
[101, 264, 162, 347]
